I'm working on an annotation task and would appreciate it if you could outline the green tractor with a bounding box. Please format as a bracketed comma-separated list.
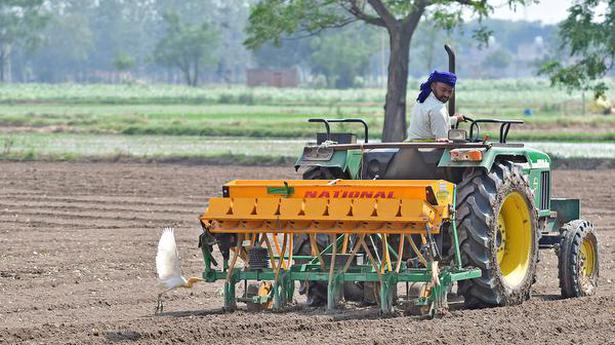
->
[294, 116, 599, 308]
[291, 47, 599, 309]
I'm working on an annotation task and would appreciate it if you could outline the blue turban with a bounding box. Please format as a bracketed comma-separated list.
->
[416, 70, 457, 103]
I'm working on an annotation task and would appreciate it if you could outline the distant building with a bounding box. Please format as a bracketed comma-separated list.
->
[246, 68, 299, 88]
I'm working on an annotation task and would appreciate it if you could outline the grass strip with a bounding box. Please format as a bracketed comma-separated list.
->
[0, 151, 296, 166]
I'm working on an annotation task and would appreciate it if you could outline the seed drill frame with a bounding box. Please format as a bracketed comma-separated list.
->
[199, 178, 481, 315]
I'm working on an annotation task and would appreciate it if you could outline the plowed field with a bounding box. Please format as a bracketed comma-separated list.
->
[1, 162, 613, 344]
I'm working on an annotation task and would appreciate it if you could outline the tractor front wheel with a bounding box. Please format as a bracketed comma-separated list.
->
[558, 220, 599, 297]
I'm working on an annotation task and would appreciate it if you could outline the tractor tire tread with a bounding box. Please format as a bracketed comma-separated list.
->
[455, 161, 539, 308]
[557, 220, 599, 298]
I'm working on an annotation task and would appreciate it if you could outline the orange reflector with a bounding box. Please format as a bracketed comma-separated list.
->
[450, 148, 484, 161]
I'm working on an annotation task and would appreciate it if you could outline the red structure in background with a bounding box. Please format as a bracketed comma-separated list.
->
[246, 68, 299, 87]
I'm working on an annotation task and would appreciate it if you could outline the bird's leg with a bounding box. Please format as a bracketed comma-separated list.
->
[155, 276, 205, 315]
[155, 292, 165, 314]
[155, 286, 178, 314]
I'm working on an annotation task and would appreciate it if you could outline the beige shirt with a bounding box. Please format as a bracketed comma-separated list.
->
[406, 93, 457, 140]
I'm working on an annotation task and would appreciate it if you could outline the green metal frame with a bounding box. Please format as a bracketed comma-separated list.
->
[543, 198, 580, 233]
[200, 188, 481, 315]
[437, 146, 551, 170]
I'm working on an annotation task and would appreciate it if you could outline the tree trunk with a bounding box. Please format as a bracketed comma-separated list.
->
[0, 52, 4, 83]
[192, 61, 200, 87]
[0, 44, 11, 83]
[381, 29, 411, 142]
[181, 66, 191, 86]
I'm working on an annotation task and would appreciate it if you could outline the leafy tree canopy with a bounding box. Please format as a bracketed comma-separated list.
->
[153, 12, 219, 86]
[0, 0, 49, 81]
[309, 25, 379, 88]
[540, 0, 615, 97]
[245, 0, 502, 50]
[484, 47, 512, 69]
[114, 52, 136, 71]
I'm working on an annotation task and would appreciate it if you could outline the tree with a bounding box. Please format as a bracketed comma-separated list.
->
[114, 52, 136, 72]
[156, 0, 253, 84]
[309, 25, 378, 88]
[154, 12, 219, 86]
[114, 52, 135, 83]
[0, 0, 49, 82]
[483, 47, 512, 70]
[540, 0, 615, 97]
[30, 10, 92, 82]
[245, 0, 531, 141]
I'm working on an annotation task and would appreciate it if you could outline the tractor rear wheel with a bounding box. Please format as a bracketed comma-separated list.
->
[456, 161, 539, 308]
[558, 220, 599, 297]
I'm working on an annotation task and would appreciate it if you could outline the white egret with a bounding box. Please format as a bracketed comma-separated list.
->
[155, 227, 203, 314]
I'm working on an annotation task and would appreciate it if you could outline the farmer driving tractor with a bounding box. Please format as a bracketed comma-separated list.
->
[407, 70, 465, 141]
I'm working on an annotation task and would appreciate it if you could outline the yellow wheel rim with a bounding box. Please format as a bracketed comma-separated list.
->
[496, 213, 507, 264]
[579, 237, 596, 277]
[496, 191, 532, 288]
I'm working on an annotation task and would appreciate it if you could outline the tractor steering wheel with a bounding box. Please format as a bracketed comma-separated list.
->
[454, 116, 481, 142]
[454, 115, 473, 129]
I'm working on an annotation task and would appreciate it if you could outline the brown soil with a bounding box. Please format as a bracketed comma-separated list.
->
[0, 162, 613, 345]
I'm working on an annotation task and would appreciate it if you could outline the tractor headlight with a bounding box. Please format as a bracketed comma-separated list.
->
[450, 148, 485, 161]
[448, 129, 467, 142]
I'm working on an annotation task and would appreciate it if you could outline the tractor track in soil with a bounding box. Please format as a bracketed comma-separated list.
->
[0, 161, 613, 345]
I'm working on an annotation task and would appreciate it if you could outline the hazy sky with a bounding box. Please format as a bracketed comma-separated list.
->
[489, 0, 572, 24]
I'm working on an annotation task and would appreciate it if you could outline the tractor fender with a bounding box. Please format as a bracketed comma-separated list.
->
[437, 146, 551, 171]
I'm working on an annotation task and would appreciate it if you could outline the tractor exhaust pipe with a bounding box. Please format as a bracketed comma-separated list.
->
[444, 44, 455, 116]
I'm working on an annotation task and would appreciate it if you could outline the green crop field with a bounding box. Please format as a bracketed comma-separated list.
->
[2, 80, 615, 140]
[2, 133, 614, 164]
[1, 80, 614, 162]
[2, 79, 615, 106]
